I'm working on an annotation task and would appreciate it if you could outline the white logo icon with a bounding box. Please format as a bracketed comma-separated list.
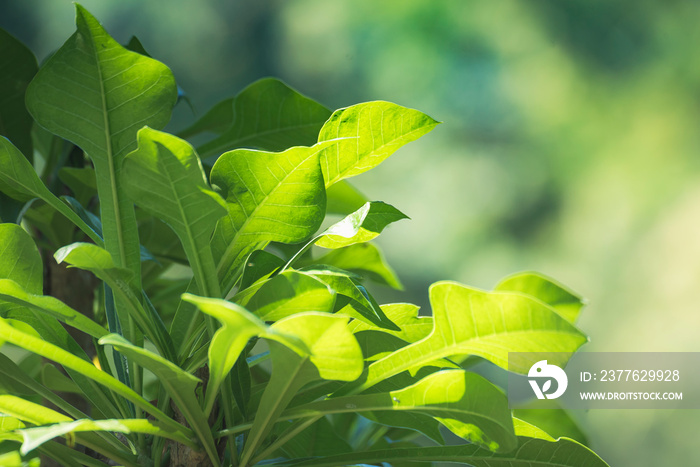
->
[528, 360, 568, 400]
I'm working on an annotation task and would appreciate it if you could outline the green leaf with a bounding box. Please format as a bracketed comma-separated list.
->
[0, 396, 143, 467]
[233, 270, 336, 321]
[318, 101, 439, 187]
[196, 78, 332, 158]
[0, 452, 38, 467]
[286, 370, 516, 452]
[210, 141, 335, 292]
[341, 281, 588, 394]
[325, 180, 368, 215]
[0, 319, 185, 435]
[25, 4, 177, 282]
[310, 243, 402, 289]
[315, 201, 408, 249]
[304, 268, 398, 330]
[240, 313, 363, 466]
[272, 436, 610, 467]
[0, 279, 107, 339]
[0, 224, 42, 294]
[54, 242, 174, 360]
[495, 272, 585, 323]
[17, 418, 195, 455]
[348, 303, 431, 343]
[180, 294, 267, 416]
[98, 334, 219, 466]
[123, 127, 227, 298]
[0, 29, 37, 159]
[513, 407, 589, 446]
[0, 139, 103, 244]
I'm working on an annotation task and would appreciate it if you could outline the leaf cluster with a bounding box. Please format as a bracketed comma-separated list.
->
[0, 6, 608, 467]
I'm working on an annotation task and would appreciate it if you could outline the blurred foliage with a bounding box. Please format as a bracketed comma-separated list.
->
[3, 0, 700, 465]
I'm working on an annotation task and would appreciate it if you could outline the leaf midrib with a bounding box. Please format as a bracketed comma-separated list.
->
[91, 33, 127, 270]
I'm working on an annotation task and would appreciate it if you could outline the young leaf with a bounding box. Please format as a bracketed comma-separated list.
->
[0, 138, 102, 245]
[318, 101, 439, 187]
[25, 4, 177, 283]
[494, 272, 585, 323]
[180, 294, 267, 416]
[233, 270, 336, 321]
[98, 334, 220, 466]
[340, 281, 588, 394]
[271, 436, 610, 467]
[195, 78, 332, 158]
[315, 201, 408, 249]
[285, 370, 517, 452]
[0, 28, 37, 159]
[122, 127, 227, 298]
[210, 141, 335, 292]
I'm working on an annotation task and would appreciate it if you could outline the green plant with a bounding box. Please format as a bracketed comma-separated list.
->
[0, 5, 608, 467]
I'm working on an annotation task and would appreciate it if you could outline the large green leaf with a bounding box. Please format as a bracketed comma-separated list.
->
[54, 242, 174, 360]
[272, 436, 609, 467]
[340, 281, 588, 394]
[286, 370, 516, 452]
[318, 101, 439, 187]
[25, 4, 177, 282]
[233, 270, 336, 321]
[315, 201, 408, 249]
[195, 78, 332, 158]
[210, 141, 335, 292]
[123, 127, 227, 298]
[495, 272, 585, 323]
[180, 294, 267, 416]
[240, 313, 363, 466]
[99, 334, 219, 466]
[0, 29, 37, 159]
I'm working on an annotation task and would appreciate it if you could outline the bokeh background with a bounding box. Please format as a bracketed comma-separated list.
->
[3, 1, 699, 464]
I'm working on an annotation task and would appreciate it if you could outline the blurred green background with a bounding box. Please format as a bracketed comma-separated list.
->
[3, 0, 699, 464]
